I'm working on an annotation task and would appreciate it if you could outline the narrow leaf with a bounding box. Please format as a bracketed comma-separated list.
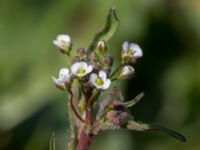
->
[88, 7, 119, 51]
[148, 124, 187, 142]
[127, 120, 186, 142]
[124, 92, 144, 108]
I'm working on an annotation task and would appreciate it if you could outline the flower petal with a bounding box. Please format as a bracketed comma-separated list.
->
[86, 65, 93, 74]
[79, 61, 87, 69]
[90, 73, 97, 84]
[130, 43, 143, 58]
[53, 40, 64, 49]
[102, 79, 111, 90]
[57, 34, 70, 43]
[59, 68, 69, 77]
[52, 76, 66, 90]
[122, 41, 129, 52]
[71, 62, 81, 74]
[99, 70, 107, 81]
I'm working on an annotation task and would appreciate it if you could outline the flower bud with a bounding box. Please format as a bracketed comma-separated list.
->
[101, 55, 113, 67]
[76, 48, 88, 61]
[89, 52, 98, 61]
[117, 65, 135, 80]
[96, 40, 107, 53]
[89, 52, 101, 70]
[52, 68, 71, 90]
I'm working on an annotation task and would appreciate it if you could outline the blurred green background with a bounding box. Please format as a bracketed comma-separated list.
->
[0, 0, 200, 149]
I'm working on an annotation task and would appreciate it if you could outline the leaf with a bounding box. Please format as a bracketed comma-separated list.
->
[148, 124, 187, 143]
[88, 7, 119, 51]
[127, 120, 186, 142]
[49, 132, 56, 150]
[124, 92, 144, 108]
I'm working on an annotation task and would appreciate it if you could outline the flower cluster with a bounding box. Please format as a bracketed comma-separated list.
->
[50, 9, 186, 150]
[52, 35, 143, 92]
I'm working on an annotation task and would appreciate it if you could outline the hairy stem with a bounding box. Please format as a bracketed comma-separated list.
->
[76, 90, 99, 150]
[67, 98, 77, 150]
[77, 132, 92, 150]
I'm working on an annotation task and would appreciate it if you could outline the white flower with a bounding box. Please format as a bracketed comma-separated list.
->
[53, 34, 72, 53]
[52, 68, 71, 90]
[90, 71, 111, 90]
[71, 61, 93, 77]
[122, 41, 143, 60]
[118, 65, 135, 80]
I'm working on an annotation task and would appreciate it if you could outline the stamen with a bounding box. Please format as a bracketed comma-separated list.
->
[128, 49, 135, 55]
[96, 78, 104, 85]
[77, 68, 86, 74]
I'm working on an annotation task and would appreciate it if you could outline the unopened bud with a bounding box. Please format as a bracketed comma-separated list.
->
[118, 65, 135, 80]
[96, 40, 107, 53]
[101, 55, 113, 67]
[76, 48, 88, 61]
[89, 52, 98, 61]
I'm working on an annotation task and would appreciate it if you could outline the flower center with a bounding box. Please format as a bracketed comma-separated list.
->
[96, 78, 104, 86]
[127, 49, 135, 55]
[77, 68, 86, 74]
[61, 39, 66, 44]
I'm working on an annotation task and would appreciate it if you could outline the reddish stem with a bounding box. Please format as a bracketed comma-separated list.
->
[69, 90, 85, 123]
[77, 132, 92, 150]
[76, 93, 94, 150]
[86, 101, 93, 125]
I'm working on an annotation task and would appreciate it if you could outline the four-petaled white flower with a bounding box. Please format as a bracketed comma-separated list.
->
[90, 71, 111, 90]
[53, 34, 72, 53]
[52, 68, 71, 90]
[121, 41, 143, 61]
[118, 65, 135, 80]
[71, 61, 93, 77]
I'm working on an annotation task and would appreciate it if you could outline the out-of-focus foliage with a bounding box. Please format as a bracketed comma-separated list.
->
[0, 0, 200, 149]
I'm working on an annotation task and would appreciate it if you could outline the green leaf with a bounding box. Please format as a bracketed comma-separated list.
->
[127, 120, 186, 142]
[88, 7, 119, 51]
[124, 92, 144, 108]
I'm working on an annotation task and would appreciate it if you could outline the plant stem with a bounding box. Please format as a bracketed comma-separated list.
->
[110, 64, 123, 78]
[69, 90, 85, 123]
[67, 97, 77, 150]
[76, 90, 100, 150]
[76, 132, 92, 150]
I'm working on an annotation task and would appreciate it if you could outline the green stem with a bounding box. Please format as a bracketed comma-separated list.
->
[69, 90, 85, 123]
[88, 90, 101, 102]
[67, 96, 77, 150]
[109, 64, 123, 78]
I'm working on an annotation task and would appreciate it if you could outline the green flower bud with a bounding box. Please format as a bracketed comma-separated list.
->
[96, 40, 107, 53]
